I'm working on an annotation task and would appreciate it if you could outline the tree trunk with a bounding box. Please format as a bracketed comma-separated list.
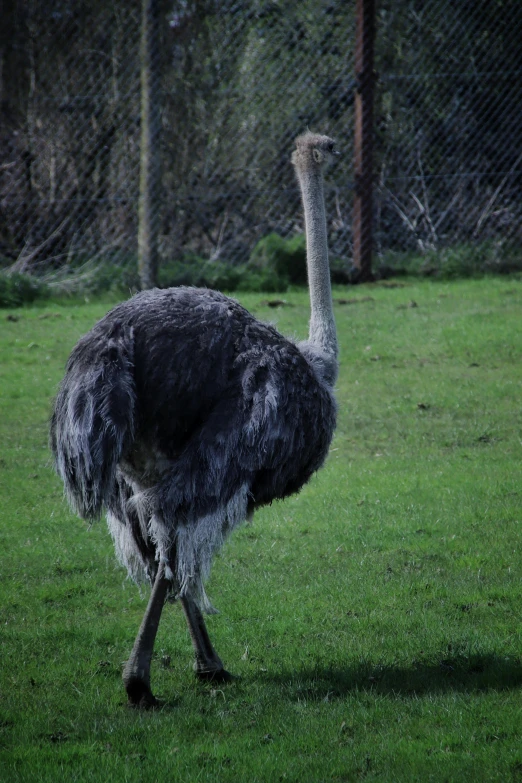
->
[353, 0, 375, 282]
[138, 0, 161, 290]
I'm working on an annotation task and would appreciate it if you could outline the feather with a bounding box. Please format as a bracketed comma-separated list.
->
[50, 286, 336, 610]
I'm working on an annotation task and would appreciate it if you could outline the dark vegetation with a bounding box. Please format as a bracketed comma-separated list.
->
[0, 271, 50, 308]
[2, 236, 522, 308]
[1, 0, 521, 283]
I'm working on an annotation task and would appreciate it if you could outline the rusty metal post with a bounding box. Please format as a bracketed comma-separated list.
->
[353, 0, 375, 281]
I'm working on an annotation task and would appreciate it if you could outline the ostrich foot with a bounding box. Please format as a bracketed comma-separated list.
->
[195, 665, 235, 683]
[181, 595, 234, 685]
[124, 677, 160, 709]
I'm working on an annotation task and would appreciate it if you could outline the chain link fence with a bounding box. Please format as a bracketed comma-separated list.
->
[375, 1, 522, 271]
[1, 1, 142, 276]
[1, 0, 521, 287]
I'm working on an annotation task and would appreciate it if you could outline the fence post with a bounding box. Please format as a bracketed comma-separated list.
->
[138, 0, 161, 290]
[353, 0, 375, 281]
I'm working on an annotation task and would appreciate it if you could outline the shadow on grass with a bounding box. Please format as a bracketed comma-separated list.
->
[260, 654, 522, 700]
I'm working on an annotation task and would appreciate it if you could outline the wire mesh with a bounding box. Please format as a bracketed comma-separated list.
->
[375, 0, 522, 266]
[1, 0, 521, 282]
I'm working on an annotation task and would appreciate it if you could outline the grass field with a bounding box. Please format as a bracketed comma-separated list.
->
[1, 278, 522, 782]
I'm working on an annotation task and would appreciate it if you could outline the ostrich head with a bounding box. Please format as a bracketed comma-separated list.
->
[291, 132, 340, 170]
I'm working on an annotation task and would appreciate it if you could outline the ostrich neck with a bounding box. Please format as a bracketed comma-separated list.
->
[297, 166, 338, 360]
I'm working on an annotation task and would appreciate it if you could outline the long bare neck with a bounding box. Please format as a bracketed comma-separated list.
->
[296, 164, 338, 360]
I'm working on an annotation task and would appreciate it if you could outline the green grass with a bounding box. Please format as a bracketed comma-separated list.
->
[1, 278, 522, 782]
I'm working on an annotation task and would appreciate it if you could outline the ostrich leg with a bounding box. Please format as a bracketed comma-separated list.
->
[180, 595, 233, 681]
[122, 563, 170, 707]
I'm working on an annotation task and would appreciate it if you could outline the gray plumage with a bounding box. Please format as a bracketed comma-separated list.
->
[51, 286, 336, 610]
[50, 132, 340, 705]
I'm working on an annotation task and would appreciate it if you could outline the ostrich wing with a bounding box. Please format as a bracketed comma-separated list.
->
[141, 339, 335, 608]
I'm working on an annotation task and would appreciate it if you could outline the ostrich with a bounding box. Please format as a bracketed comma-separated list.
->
[50, 132, 340, 707]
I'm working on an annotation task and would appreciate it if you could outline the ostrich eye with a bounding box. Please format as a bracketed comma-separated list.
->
[328, 142, 335, 152]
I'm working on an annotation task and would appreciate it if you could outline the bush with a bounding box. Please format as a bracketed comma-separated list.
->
[380, 242, 522, 280]
[236, 266, 288, 293]
[36, 253, 289, 299]
[424, 245, 491, 279]
[82, 262, 140, 295]
[249, 232, 306, 285]
[249, 232, 360, 285]
[159, 253, 288, 293]
[159, 255, 240, 290]
[0, 272, 49, 308]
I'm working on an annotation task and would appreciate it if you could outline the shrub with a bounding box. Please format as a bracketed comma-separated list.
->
[159, 253, 288, 293]
[159, 255, 240, 290]
[83, 262, 140, 295]
[249, 232, 360, 285]
[249, 232, 307, 285]
[329, 255, 353, 284]
[380, 242, 522, 279]
[236, 266, 288, 293]
[0, 272, 49, 308]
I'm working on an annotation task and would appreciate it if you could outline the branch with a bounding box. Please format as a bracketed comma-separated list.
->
[9, 217, 70, 273]
[474, 150, 522, 237]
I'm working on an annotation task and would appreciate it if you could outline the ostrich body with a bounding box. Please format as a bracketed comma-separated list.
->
[50, 132, 339, 707]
